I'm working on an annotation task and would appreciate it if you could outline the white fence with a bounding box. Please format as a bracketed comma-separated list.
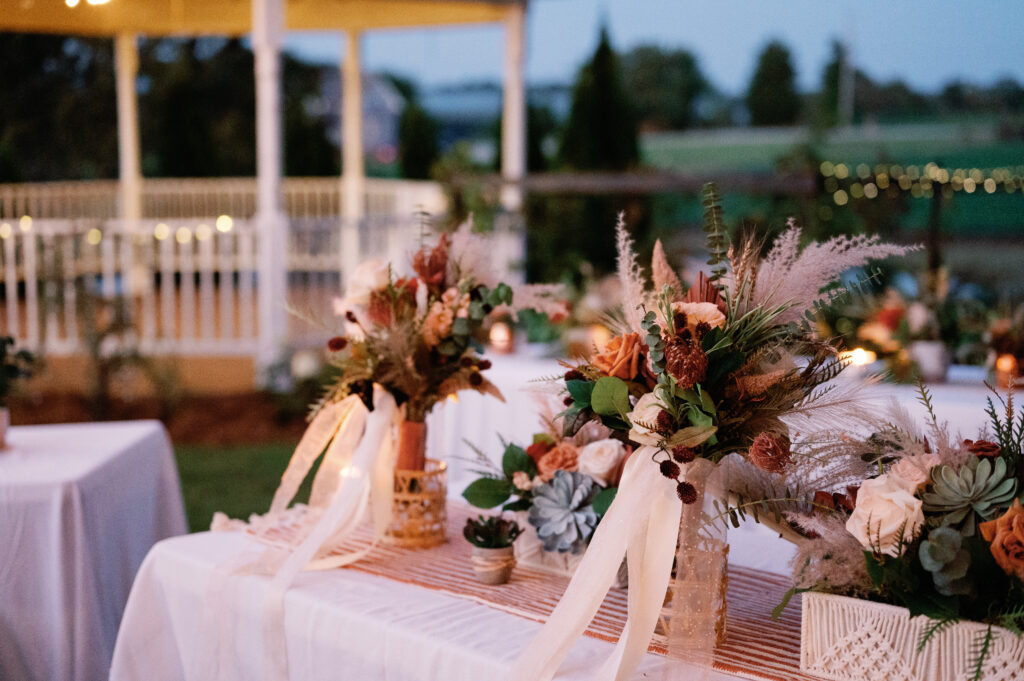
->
[0, 177, 447, 221]
[0, 179, 525, 361]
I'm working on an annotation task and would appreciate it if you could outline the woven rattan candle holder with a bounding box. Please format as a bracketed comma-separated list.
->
[384, 458, 448, 548]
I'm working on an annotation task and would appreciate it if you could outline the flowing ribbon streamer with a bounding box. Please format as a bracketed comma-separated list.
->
[508, 446, 682, 681]
[196, 387, 399, 681]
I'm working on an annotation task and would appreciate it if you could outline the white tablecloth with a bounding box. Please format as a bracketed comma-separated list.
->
[0, 420, 187, 681]
[110, 358, 998, 681]
[111, 527, 783, 681]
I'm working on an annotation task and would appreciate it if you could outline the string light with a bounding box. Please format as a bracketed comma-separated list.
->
[818, 161, 1023, 202]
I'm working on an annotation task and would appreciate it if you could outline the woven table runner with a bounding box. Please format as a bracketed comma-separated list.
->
[317, 502, 816, 681]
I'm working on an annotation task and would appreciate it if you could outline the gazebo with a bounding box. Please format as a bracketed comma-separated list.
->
[1, 0, 527, 375]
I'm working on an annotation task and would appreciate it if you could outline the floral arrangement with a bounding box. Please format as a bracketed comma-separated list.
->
[462, 415, 626, 554]
[557, 185, 915, 503]
[786, 387, 1024, 679]
[318, 223, 565, 469]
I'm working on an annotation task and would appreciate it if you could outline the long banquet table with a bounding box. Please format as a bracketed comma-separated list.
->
[0, 420, 187, 681]
[110, 356, 998, 681]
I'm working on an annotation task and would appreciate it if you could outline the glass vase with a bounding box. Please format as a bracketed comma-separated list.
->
[663, 458, 729, 673]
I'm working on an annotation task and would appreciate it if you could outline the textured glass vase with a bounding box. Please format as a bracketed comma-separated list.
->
[664, 458, 729, 676]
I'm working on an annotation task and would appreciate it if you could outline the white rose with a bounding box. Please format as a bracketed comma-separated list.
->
[578, 439, 627, 486]
[512, 471, 534, 491]
[845, 474, 925, 557]
[889, 453, 940, 492]
[668, 301, 726, 335]
[344, 259, 390, 306]
[627, 392, 664, 446]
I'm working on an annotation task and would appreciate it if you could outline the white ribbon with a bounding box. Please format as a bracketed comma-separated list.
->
[198, 387, 399, 681]
[508, 445, 682, 681]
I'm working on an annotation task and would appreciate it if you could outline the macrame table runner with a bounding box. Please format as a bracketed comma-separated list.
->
[265, 502, 817, 681]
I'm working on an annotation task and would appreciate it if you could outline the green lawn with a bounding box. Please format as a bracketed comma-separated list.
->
[641, 122, 1024, 240]
[175, 442, 310, 533]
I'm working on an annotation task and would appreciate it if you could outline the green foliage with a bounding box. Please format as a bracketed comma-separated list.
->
[701, 183, 729, 286]
[984, 390, 1024, 467]
[590, 376, 631, 426]
[558, 26, 638, 171]
[620, 45, 708, 130]
[463, 515, 522, 549]
[398, 101, 440, 180]
[593, 487, 617, 517]
[462, 477, 514, 509]
[502, 444, 536, 479]
[745, 40, 801, 126]
[0, 35, 116, 182]
[0, 337, 37, 407]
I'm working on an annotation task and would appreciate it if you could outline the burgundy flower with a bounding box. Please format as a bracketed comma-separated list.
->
[672, 446, 696, 464]
[748, 432, 792, 474]
[964, 439, 1001, 459]
[659, 459, 681, 479]
[676, 481, 698, 504]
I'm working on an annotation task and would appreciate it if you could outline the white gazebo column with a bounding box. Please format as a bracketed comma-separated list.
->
[500, 1, 527, 212]
[253, 0, 288, 376]
[340, 29, 365, 284]
[115, 33, 142, 222]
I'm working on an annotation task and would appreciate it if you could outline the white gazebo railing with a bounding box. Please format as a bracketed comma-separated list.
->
[0, 177, 447, 221]
[0, 182, 524, 364]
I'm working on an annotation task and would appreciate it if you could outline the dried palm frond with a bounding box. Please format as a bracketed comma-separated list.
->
[615, 214, 649, 334]
[743, 222, 918, 324]
[651, 239, 683, 300]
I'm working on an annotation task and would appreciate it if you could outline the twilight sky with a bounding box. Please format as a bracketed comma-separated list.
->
[285, 1, 1024, 94]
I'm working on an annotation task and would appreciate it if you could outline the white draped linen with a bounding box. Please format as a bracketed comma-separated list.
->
[110, 525, 783, 681]
[0, 420, 187, 681]
[109, 358, 996, 681]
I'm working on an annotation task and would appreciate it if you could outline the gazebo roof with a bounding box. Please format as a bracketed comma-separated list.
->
[2, 0, 522, 37]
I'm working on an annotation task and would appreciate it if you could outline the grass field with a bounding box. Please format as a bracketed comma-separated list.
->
[642, 121, 1024, 174]
[175, 442, 309, 532]
[640, 121, 1024, 242]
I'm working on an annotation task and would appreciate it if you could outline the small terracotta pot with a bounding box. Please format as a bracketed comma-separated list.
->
[470, 545, 516, 585]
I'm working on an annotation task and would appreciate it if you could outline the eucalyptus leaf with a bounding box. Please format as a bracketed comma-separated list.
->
[566, 379, 594, 407]
[462, 478, 513, 509]
[502, 444, 536, 478]
[591, 376, 631, 419]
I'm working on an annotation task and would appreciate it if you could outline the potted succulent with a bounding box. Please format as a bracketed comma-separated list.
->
[0, 336, 37, 449]
[463, 515, 522, 585]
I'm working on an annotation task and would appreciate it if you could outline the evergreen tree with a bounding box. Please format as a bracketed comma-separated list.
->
[620, 45, 708, 130]
[819, 40, 844, 128]
[398, 101, 440, 180]
[558, 27, 638, 170]
[746, 40, 800, 126]
[525, 27, 648, 282]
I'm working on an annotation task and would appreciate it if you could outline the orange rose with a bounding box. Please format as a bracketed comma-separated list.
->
[593, 333, 644, 380]
[979, 500, 1024, 581]
[536, 442, 580, 482]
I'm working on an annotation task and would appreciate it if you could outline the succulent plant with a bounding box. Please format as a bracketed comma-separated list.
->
[921, 456, 1018, 536]
[528, 470, 601, 554]
[463, 515, 522, 549]
[918, 527, 971, 596]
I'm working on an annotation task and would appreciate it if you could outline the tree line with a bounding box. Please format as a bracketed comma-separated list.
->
[1, 30, 1022, 184]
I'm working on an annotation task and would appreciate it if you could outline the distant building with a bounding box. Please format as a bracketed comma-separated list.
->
[310, 68, 406, 166]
